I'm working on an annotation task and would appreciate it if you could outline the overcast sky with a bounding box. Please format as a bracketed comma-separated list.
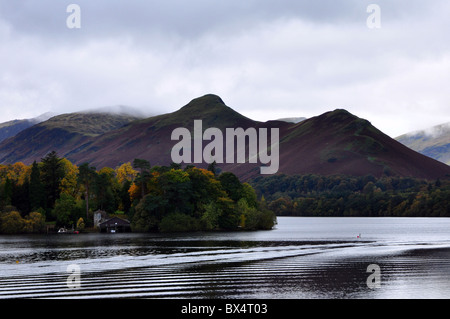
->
[0, 0, 449, 137]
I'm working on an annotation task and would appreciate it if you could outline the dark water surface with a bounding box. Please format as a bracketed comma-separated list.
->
[0, 217, 449, 299]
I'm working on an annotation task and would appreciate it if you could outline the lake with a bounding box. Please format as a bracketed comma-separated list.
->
[0, 217, 449, 299]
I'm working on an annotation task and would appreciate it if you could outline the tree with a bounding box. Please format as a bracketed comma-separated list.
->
[77, 163, 97, 219]
[60, 158, 79, 197]
[219, 172, 243, 202]
[11, 176, 30, 214]
[24, 212, 46, 233]
[131, 194, 167, 232]
[133, 159, 151, 198]
[159, 212, 201, 232]
[158, 169, 192, 215]
[0, 211, 46, 234]
[5, 162, 30, 186]
[207, 160, 218, 176]
[241, 183, 258, 208]
[185, 167, 225, 217]
[201, 201, 221, 230]
[216, 196, 238, 230]
[94, 169, 116, 213]
[29, 161, 46, 211]
[118, 180, 132, 214]
[76, 217, 85, 231]
[41, 151, 65, 211]
[128, 183, 141, 203]
[115, 162, 138, 185]
[52, 193, 78, 227]
[0, 211, 24, 234]
[2, 178, 13, 207]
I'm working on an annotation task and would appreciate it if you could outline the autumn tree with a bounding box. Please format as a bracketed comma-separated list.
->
[24, 212, 46, 233]
[0, 211, 24, 234]
[115, 162, 137, 185]
[60, 158, 79, 198]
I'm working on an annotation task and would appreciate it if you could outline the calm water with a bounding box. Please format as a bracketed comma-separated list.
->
[0, 217, 450, 299]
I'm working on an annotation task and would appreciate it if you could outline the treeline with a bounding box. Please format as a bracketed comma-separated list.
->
[131, 161, 275, 232]
[251, 174, 450, 217]
[0, 152, 276, 233]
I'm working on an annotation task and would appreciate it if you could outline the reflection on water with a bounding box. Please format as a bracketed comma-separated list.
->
[0, 217, 449, 299]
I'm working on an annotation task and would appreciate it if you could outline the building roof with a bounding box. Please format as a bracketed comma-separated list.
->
[99, 216, 130, 227]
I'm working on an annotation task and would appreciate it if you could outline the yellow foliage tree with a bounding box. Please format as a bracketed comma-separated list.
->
[1, 162, 31, 186]
[115, 162, 138, 185]
[59, 158, 80, 197]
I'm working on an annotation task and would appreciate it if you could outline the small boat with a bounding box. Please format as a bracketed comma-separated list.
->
[57, 227, 79, 234]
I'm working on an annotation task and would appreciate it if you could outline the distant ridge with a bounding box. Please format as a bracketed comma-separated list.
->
[276, 117, 306, 124]
[80, 105, 152, 118]
[0, 112, 57, 143]
[396, 122, 450, 166]
[0, 94, 449, 180]
[0, 111, 143, 165]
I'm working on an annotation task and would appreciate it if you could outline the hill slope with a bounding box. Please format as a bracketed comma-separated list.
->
[0, 112, 143, 164]
[0, 112, 57, 143]
[396, 123, 450, 166]
[64, 94, 258, 168]
[0, 94, 449, 180]
[269, 109, 450, 180]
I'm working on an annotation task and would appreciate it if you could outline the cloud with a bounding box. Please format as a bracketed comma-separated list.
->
[0, 0, 449, 137]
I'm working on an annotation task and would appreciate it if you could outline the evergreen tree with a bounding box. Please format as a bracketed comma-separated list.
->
[119, 180, 132, 214]
[29, 161, 46, 211]
[40, 151, 64, 212]
[94, 171, 116, 212]
[12, 177, 30, 214]
[77, 163, 97, 219]
[133, 158, 151, 198]
[207, 161, 217, 176]
[218, 172, 243, 202]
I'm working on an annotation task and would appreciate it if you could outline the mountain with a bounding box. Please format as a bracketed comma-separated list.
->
[0, 111, 143, 164]
[0, 94, 449, 180]
[269, 109, 450, 180]
[0, 112, 57, 143]
[396, 123, 450, 166]
[62, 94, 258, 169]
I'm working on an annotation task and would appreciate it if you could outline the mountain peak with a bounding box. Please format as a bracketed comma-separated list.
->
[174, 94, 254, 127]
[182, 94, 225, 110]
[324, 108, 356, 120]
[306, 108, 362, 129]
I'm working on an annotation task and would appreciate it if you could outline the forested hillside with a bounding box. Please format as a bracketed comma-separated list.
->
[251, 174, 450, 217]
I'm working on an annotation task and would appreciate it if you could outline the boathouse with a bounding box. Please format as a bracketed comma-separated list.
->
[99, 217, 131, 233]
